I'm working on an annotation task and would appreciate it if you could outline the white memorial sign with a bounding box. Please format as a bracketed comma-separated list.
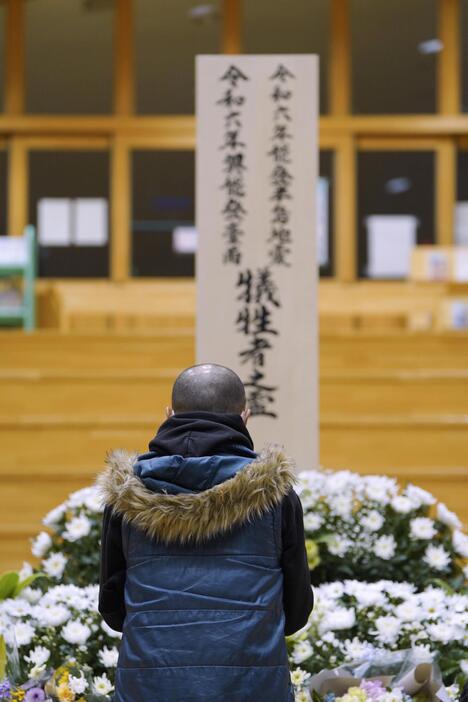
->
[196, 55, 318, 469]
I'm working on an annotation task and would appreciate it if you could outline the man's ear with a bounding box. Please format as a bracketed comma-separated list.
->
[165, 406, 175, 419]
[241, 408, 251, 425]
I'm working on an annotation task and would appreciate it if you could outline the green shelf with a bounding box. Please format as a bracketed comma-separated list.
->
[0, 226, 36, 331]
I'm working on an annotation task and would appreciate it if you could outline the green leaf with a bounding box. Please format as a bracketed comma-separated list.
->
[312, 689, 325, 702]
[13, 571, 47, 597]
[0, 635, 6, 678]
[0, 571, 20, 600]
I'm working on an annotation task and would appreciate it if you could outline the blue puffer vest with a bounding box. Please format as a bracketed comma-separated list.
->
[101, 447, 296, 702]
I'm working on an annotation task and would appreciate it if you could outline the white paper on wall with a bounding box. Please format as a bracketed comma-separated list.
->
[366, 215, 418, 278]
[74, 199, 108, 246]
[317, 177, 329, 267]
[0, 237, 27, 266]
[173, 226, 198, 254]
[455, 202, 468, 246]
[454, 249, 468, 282]
[450, 301, 468, 329]
[38, 199, 72, 246]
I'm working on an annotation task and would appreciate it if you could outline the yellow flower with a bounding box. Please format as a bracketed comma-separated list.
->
[57, 682, 75, 702]
[11, 690, 25, 701]
[305, 539, 321, 570]
[338, 687, 367, 702]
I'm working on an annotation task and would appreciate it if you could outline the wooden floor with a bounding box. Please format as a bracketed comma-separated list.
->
[1, 328, 468, 571]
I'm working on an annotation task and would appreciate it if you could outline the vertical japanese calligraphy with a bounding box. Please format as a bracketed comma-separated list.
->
[217, 65, 249, 265]
[236, 267, 280, 418]
[268, 64, 295, 267]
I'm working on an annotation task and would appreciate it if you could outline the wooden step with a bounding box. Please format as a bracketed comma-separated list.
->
[321, 414, 468, 469]
[0, 369, 176, 414]
[321, 370, 468, 414]
[0, 331, 195, 369]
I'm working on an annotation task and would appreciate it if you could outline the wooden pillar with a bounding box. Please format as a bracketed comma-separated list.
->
[330, 0, 351, 116]
[115, 0, 134, 115]
[335, 136, 356, 282]
[436, 139, 456, 246]
[5, 0, 25, 115]
[8, 139, 28, 236]
[111, 139, 131, 281]
[437, 0, 460, 114]
[223, 0, 242, 54]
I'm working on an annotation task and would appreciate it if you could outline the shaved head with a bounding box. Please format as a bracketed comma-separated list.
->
[171, 364, 246, 414]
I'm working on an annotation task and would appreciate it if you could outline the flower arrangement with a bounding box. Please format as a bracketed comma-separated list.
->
[0, 580, 119, 696]
[297, 470, 468, 588]
[31, 489, 103, 587]
[0, 661, 113, 701]
[287, 580, 468, 693]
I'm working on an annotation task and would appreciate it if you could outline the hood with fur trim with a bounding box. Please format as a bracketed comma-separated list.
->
[96, 447, 296, 545]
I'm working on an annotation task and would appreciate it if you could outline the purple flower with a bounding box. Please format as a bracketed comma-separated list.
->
[0, 678, 11, 700]
[360, 679, 385, 701]
[24, 688, 45, 702]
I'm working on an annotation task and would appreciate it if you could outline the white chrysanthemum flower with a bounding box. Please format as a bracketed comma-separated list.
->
[405, 484, 436, 507]
[353, 586, 385, 608]
[395, 600, 422, 622]
[373, 616, 400, 645]
[328, 536, 351, 557]
[85, 490, 104, 513]
[68, 486, 96, 508]
[31, 530, 52, 558]
[390, 496, 414, 514]
[320, 581, 344, 599]
[14, 621, 35, 646]
[42, 552, 68, 578]
[34, 603, 70, 627]
[436, 503, 462, 529]
[452, 529, 468, 558]
[63, 515, 92, 542]
[92, 673, 114, 696]
[292, 640, 313, 665]
[461, 660, 468, 675]
[19, 561, 33, 580]
[303, 513, 323, 532]
[373, 535, 396, 560]
[25, 645, 50, 667]
[290, 668, 311, 687]
[42, 503, 66, 528]
[410, 517, 437, 540]
[426, 622, 454, 644]
[342, 637, 375, 660]
[361, 510, 384, 532]
[69, 673, 89, 694]
[380, 690, 405, 702]
[423, 545, 451, 571]
[295, 691, 311, 702]
[29, 664, 46, 680]
[320, 607, 356, 632]
[330, 495, 353, 519]
[383, 581, 416, 599]
[61, 619, 91, 645]
[20, 587, 42, 605]
[98, 646, 119, 667]
[5, 599, 32, 618]
[364, 476, 397, 504]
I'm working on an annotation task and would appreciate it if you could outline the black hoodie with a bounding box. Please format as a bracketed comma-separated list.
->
[99, 412, 313, 635]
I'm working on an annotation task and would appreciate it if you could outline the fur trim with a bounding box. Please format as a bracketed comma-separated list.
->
[96, 447, 296, 545]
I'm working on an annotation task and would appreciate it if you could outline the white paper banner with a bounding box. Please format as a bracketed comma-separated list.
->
[196, 55, 318, 469]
